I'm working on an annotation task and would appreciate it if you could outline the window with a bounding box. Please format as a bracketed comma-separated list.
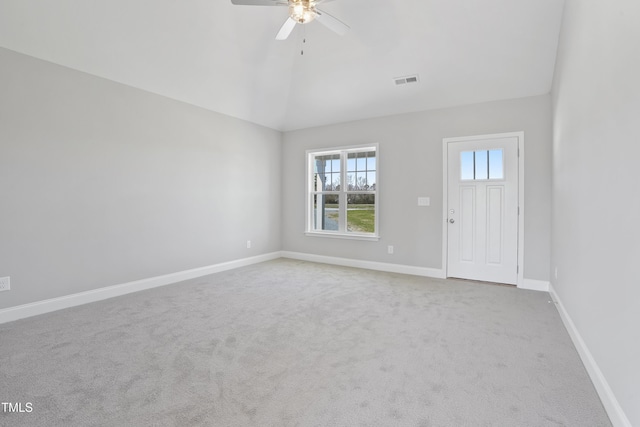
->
[461, 149, 504, 180]
[306, 145, 378, 240]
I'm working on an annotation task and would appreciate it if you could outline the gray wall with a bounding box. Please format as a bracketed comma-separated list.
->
[282, 95, 552, 281]
[0, 48, 282, 310]
[551, 0, 640, 424]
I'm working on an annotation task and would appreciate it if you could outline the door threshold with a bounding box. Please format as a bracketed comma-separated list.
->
[447, 277, 516, 288]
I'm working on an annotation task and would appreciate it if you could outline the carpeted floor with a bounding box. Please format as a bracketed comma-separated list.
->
[0, 259, 611, 426]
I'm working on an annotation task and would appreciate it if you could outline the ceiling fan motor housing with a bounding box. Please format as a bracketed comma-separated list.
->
[289, 0, 317, 24]
[230, 0, 349, 41]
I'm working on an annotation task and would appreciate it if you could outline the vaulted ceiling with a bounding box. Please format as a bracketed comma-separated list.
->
[0, 0, 565, 131]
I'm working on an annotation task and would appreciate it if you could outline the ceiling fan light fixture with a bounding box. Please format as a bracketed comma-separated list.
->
[289, 0, 316, 24]
[231, 0, 349, 41]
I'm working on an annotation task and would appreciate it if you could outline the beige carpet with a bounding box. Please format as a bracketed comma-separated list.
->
[0, 259, 611, 426]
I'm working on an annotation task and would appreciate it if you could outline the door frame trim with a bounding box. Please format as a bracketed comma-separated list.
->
[442, 132, 525, 287]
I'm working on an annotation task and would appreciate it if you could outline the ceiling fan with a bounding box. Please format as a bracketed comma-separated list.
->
[231, 0, 350, 40]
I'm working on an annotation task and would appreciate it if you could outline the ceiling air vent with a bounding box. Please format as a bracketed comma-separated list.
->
[394, 74, 420, 86]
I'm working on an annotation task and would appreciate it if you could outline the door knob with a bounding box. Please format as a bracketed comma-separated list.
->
[449, 218, 455, 223]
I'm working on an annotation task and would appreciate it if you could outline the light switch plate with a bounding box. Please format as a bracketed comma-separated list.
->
[0, 276, 10, 292]
[418, 197, 430, 206]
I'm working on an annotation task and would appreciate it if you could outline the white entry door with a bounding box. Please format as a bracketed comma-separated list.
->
[446, 135, 519, 285]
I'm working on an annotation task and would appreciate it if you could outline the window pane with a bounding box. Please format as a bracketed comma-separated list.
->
[312, 194, 339, 231]
[347, 153, 357, 172]
[367, 153, 377, 171]
[367, 171, 376, 189]
[347, 172, 356, 190]
[461, 151, 474, 180]
[315, 155, 330, 172]
[315, 157, 341, 189]
[322, 177, 330, 191]
[488, 149, 504, 179]
[333, 175, 341, 191]
[356, 152, 366, 170]
[331, 155, 341, 186]
[329, 172, 340, 190]
[347, 195, 375, 233]
[475, 150, 488, 180]
[330, 156, 340, 173]
[314, 155, 330, 190]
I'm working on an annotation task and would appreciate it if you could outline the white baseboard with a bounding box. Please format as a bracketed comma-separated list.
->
[519, 278, 550, 292]
[1, 251, 551, 325]
[281, 251, 446, 279]
[549, 284, 631, 427]
[0, 252, 282, 325]
[281, 252, 554, 294]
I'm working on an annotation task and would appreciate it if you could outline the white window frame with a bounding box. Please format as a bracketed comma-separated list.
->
[305, 144, 380, 241]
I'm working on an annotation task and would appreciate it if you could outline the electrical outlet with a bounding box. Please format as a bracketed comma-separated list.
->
[0, 276, 10, 292]
[247, 240, 251, 249]
[388, 245, 394, 254]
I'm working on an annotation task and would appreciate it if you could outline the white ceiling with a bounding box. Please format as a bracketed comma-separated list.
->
[0, 0, 565, 131]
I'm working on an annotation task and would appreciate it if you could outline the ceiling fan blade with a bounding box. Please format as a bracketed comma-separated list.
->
[276, 17, 297, 40]
[315, 8, 350, 36]
[231, 0, 285, 5]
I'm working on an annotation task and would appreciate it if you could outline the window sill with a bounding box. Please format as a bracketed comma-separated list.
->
[304, 231, 380, 241]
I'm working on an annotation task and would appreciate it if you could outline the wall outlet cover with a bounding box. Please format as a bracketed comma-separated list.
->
[0, 276, 10, 291]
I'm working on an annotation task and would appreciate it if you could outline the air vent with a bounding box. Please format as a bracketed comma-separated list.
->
[394, 74, 420, 86]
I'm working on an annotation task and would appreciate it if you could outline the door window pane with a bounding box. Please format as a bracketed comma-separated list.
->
[489, 149, 504, 179]
[460, 149, 504, 180]
[461, 151, 475, 180]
